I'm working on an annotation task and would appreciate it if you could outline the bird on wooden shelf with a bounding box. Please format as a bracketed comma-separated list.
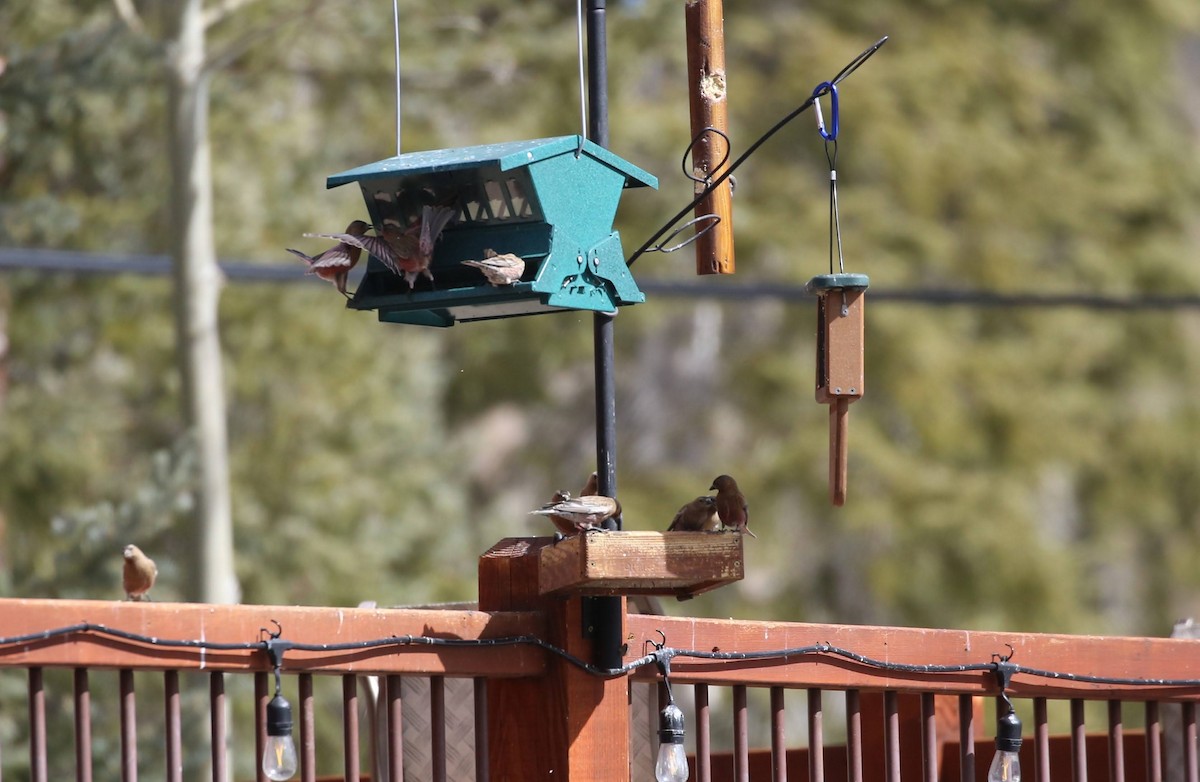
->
[531, 493, 621, 537]
[122, 544, 158, 601]
[667, 495, 721, 532]
[711, 474, 756, 538]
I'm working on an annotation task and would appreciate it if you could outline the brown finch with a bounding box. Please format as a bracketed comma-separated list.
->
[334, 204, 458, 290]
[288, 219, 372, 298]
[462, 249, 525, 286]
[122, 544, 158, 601]
[667, 495, 721, 532]
[579, 471, 599, 497]
[531, 494, 621, 535]
[710, 474, 756, 538]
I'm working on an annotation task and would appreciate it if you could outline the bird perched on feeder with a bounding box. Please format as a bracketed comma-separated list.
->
[462, 249, 525, 286]
[287, 219, 372, 298]
[667, 495, 721, 532]
[122, 544, 158, 601]
[334, 204, 458, 291]
[531, 493, 621, 535]
[710, 474, 756, 538]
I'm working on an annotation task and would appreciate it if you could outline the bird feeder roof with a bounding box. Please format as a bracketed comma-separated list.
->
[325, 135, 658, 190]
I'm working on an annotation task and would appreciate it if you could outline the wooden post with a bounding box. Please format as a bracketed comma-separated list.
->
[479, 538, 629, 781]
[685, 0, 735, 275]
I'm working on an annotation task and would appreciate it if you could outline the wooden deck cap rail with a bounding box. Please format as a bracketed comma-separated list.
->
[626, 615, 1200, 700]
[0, 598, 547, 677]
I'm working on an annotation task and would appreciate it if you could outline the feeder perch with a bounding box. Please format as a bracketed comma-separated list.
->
[326, 135, 658, 327]
[807, 272, 869, 506]
[538, 531, 744, 599]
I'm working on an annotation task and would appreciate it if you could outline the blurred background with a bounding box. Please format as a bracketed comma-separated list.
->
[3, 0, 1200, 638]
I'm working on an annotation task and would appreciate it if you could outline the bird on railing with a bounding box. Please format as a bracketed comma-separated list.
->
[122, 544, 158, 601]
[531, 493, 621, 536]
[711, 474, 756, 538]
[462, 249, 525, 286]
[287, 219, 373, 298]
[667, 495, 721, 532]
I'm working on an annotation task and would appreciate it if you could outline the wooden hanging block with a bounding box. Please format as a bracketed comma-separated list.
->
[808, 273, 869, 506]
[538, 531, 744, 598]
[685, 0, 735, 275]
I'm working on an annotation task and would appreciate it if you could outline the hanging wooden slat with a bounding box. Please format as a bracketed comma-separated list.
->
[684, 0, 735, 275]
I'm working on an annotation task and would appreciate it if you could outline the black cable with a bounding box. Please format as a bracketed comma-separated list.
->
[5, 621, 1200, 691]
[626, 35, 888, 268]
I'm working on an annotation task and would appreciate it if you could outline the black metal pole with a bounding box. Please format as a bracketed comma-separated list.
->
[585, 0, 624, 672]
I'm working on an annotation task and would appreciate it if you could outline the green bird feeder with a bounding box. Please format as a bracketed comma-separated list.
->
[327, 135, 658, 327]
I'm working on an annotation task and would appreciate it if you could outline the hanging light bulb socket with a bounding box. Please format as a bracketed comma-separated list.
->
[261, 624, 298, 782]
[989, 646, 1022, 782]
[652, 636, 690, 782]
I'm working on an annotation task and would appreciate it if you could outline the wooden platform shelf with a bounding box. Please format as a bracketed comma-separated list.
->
[537, 531, 744, 598]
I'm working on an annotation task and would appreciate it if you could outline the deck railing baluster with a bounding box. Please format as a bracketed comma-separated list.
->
[343, 674, 360, 782]
[164, 670, 182, 782]
[696, 683, 712, 782]
[847, 689, 863, 782]
[74, 668, 92, 782]
[28, 667, 46, 782]
[733, 685, 749, 782]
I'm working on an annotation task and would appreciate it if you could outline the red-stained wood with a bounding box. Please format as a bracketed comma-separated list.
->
[0, 598, 545, 677]
[685, 0, 735, 275]
[625, 615, 1200, 701]
[537, 531, 743, 598]
[702, 731, 1150, 782]
[479, 537, 629, 782]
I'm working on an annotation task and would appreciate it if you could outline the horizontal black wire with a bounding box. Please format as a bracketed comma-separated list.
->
[3, 622, 1200, 691]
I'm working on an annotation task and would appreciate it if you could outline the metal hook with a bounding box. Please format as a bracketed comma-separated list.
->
[260, 620, 283, 642]
[812, 82, 839, 141]
[681, 126, 733, 186]
[647, 214, 721, 254]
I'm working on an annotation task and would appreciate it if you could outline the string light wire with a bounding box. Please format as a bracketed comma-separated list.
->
[5, 621, 1200, 691]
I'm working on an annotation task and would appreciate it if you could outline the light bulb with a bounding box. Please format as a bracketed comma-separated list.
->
[655, 703, 689, 782]
[987, 749, 1021, 782]
[988, 707, 1022, 782]
[263, 693, 298, 781]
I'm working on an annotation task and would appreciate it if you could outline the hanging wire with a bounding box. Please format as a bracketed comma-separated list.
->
[812, 82, 844, 275]
[627, 35, 889, 268]
[6, 621, 1200, 691]
[392, 0, 402, 156]
[576, 0, 589, 141]
[638, 127, 733, 254]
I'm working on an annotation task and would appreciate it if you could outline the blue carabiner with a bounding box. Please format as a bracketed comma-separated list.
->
[812, 81, 839, 141]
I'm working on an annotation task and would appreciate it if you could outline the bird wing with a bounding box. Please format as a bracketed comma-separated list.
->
[551, 496, 619, 516]
[418, 205, 458, 257]
[308, 244, 357, 270]
[311, 233, 403, 275]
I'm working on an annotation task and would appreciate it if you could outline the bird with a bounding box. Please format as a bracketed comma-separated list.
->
[667, 495, 721, 532]
[710, 474, 756, 538]
[531, 494, 621, 535]
[333, 204, 458, 290]
[287, 219, 374, 298]
[462, 249, 525, 286]
[579, 471, 599, 497]
[122, 544, 158, 601]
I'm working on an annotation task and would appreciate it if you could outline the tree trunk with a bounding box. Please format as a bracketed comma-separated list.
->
[165, 0, 239, 605]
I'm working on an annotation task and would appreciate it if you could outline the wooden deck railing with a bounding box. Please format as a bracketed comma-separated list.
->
[0, 537, 1198, 781]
